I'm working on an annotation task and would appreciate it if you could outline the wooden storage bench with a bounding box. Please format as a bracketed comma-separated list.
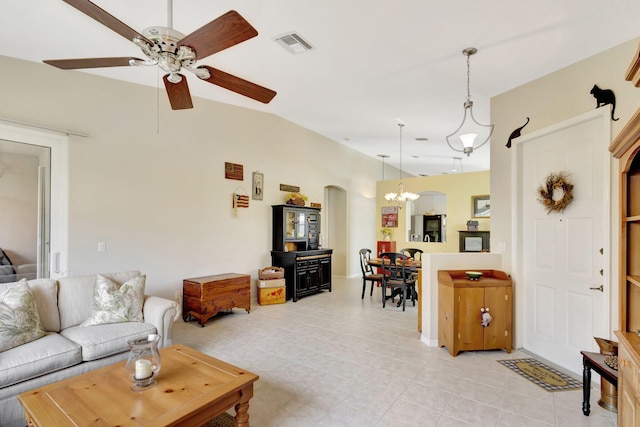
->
[183, 273, 251, 326]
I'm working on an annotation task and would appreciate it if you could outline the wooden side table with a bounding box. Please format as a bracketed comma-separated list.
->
[183, 273, 251, 326]
[581, 351, 618, 416]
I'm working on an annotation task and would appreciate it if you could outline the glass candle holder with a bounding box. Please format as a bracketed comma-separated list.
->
[125, 334, 161, 392]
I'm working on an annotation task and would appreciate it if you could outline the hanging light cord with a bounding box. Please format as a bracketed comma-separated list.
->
[466, 51, 471, 106]
[399, 123, 404, 181]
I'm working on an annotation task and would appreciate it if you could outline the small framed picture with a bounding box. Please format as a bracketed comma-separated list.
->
[252, 172, 264, 200]
[381, 206, 398, 227]
[472, 195, 490, 218]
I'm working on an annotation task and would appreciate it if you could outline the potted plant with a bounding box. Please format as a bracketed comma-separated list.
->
[285, 192, 308, 206]
[380, 227, 393, 241]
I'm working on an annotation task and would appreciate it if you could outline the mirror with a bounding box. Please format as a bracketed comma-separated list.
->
[407, 191, 446, 243]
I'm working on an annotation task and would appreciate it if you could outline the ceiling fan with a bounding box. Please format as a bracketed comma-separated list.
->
[44, 0, 277, 110]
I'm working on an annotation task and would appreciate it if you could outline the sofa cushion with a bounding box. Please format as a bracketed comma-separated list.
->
[0, 280, 46, 352]
[81, 274, 145, 326]
[24, 278, 59, 332]
[0, 332, 81, 388]
[57, 271, 141, 329]
[0, 278, 59, 332]
[61, 322, 156, 361]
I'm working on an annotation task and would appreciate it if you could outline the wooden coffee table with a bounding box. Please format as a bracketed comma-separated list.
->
[18, 345, 259, 427]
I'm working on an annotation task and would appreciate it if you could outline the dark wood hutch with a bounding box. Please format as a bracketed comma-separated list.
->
[270, 204, 332, 302]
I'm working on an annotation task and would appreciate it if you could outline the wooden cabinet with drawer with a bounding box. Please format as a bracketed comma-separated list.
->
[182, 273, 251, 326]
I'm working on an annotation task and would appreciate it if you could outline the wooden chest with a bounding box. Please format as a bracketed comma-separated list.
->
[183, 273, 251, 326]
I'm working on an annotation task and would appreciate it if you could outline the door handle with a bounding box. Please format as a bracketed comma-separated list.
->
[589, 285, 603, 292]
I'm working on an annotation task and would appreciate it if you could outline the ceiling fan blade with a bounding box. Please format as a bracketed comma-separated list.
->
[163, 74, 193, 110]
[178, 10, 258, 60]
[43, 57, 143, 69]
[199, 66, 276, 104]
[63, 0, 152, 45]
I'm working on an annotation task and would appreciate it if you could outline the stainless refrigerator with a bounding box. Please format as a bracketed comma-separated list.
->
[411, 214, 446, 242]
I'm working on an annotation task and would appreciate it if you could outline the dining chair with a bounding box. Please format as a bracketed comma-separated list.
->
[358, 248, 384, 299]
[379, 252, 416, 311]
[399, 248, 422, 300]
[400, 248, 423, 260]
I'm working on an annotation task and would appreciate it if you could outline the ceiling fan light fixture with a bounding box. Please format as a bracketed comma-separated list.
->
[446, 47, 494, 157]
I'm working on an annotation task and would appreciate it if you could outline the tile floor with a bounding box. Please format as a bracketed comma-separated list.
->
[174, 275, 618, 426]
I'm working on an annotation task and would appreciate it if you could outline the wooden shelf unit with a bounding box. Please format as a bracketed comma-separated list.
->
[610, 41, 640, 426]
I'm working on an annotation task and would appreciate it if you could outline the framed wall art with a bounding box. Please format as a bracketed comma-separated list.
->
[252, 171, 264, 200]
[225, 162, 243, 180]
[472, 195, 490, 218]
[381, 206, 398, 227]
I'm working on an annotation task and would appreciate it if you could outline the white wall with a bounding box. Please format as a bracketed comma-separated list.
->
[490, 37, 640, 337]
[0, 55, 381, 299]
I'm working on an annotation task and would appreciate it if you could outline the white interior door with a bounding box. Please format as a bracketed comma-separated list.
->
[515, 108, 610, 375]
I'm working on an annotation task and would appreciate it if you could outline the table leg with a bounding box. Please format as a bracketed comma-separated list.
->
[582, 359, 591, 416]
[234, 400, 250, 427]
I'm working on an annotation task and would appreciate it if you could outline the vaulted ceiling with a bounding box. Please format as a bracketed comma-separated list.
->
[2, 1, 640, 176]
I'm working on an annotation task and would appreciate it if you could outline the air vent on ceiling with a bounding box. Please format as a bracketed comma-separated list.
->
[275, 32, 313, 54]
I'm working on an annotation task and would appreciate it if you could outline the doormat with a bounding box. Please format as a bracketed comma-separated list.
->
[498, 358, 582, 392]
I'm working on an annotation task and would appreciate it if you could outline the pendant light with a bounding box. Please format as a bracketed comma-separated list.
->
[446, 47, 494, 156]
[384, 122, 419, 207]
[377, 154, 389, 180]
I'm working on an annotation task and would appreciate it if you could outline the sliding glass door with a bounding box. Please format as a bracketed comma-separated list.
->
[0, 139, 51, 280]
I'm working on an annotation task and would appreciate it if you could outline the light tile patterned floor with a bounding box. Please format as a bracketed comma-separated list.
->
[174, 275, 618, 426]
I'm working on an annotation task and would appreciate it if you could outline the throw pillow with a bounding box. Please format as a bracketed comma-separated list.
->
[0, 279, 46, 352]
[81, 274, 146, 327]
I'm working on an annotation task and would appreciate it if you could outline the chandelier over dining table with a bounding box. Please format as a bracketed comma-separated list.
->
[384, 121, 419, 206]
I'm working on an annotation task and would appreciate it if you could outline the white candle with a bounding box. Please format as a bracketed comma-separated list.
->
[135, 359, 152, 379]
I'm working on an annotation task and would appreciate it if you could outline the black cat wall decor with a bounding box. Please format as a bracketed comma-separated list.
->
[506, 117, 529, 148]
[590, 84, 619, 121]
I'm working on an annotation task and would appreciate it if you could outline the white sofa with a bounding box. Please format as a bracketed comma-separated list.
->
[0, 271, 180, 427]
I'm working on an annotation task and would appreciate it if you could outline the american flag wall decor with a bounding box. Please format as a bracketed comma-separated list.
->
[233, 193, 250, 209]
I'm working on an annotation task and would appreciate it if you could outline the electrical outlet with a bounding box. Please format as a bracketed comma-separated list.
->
[98, 242, 106, 253]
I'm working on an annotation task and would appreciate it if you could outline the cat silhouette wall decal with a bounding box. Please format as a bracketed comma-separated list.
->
[590, 84, 619, 121]
[506, 117, 530, 148]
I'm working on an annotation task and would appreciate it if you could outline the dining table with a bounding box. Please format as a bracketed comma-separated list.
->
[367, 257, 422, 331]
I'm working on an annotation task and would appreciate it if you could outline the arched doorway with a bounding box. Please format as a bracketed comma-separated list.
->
[324, 185, 347, 276]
